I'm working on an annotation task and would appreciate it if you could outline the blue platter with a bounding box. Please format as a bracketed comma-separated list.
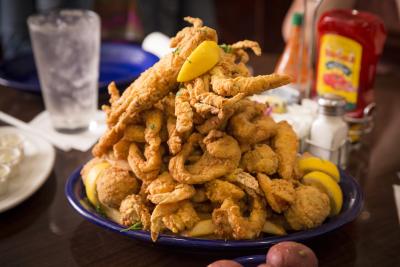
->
[0, 43, 158, 93]
[65, 166, 363, 250]
[234, 255, 266, 267]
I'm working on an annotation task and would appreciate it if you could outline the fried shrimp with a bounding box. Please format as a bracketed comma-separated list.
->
[123, 125, 145, 142]
[169, 131, 241, 184]
[212, 196, 267, 239]
[273, 121, 299, 179]
[241, 144, 278, 175]
[148, 183, 196, 204]
[230, 40, 261, 63]
[196, 106, 235, 134]
[150, 200, 199, 241]
[167, 116, 183, 155]
[146, 172, 176, 195]
[211, 71, 292, 97]
[228, 103, 277, 144]
[120, 194, 151, 230]
[102, 82, 121, 123]
[127, 109, 163, 180]
[225, 169, 262, 197]
[113, 139, 131, 160]
[92, 17, 217, 157]
[205, 179, 245, 203]
[162, 201, 200, 234]
[175, 88, 193, 133]
[128, 144, 160, 181]
[257, 173, 295, 213]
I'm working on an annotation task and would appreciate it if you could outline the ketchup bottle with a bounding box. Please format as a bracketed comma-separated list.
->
[315, 9, 386, 118]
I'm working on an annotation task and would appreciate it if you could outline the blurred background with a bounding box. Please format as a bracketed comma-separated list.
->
[1, 0, 399, 65]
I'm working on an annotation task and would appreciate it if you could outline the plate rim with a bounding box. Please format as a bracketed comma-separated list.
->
[234, 254, 266, 265]
[0, 126, 55, 213]
[0, 42, 159, 92]
[65, 165, 364, 249]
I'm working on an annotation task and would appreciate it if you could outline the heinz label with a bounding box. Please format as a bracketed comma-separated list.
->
[317, 34, 362, 110]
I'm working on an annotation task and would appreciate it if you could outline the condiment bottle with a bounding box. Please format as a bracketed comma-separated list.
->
[275, 12, 312, 97]
[308, 94, 348, 167]
[315, 9, 386, 118]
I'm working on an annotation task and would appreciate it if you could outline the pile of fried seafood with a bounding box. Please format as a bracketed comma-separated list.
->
[82, 17, 331, 241]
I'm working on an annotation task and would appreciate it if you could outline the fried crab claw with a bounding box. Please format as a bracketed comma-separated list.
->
[169, 130, 241, 184]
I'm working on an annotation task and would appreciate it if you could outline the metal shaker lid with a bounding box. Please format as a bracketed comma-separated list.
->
[317, 94, 346, 116]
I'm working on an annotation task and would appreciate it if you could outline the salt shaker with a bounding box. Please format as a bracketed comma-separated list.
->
[308, 94, 348, 168]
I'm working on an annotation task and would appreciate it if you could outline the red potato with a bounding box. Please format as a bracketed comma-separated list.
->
[266, 242, 318, 267]
[208, 260, 244, 267]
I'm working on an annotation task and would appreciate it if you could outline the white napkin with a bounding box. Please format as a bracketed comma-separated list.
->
[28, 110, 106, 152]
[142, 32, 172, 58]
[394, 184, 400, 224]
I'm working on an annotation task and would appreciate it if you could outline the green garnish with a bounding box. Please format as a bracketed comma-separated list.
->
[149, 123, 156, 129]
[120, 222, 143, 232]
[176, 87, 185, 97]
[186, 59, 192, 64]
[95, 204, 107, 218]
[219, 44, 232, 53]
[173, 47, 181, 55]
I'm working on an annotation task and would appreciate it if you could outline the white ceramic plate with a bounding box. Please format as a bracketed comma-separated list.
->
[0, 126, 55, 212]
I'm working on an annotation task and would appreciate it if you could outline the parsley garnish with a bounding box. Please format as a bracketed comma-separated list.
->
[186, 59, 192, 64]
[149, 123, 156, 129]
[176, 87, 185, 97]
[95, 204, 107, 217]
[219, 44, 232, 53]
[173, 47, 181, 55]
[120, 222, 143, 232]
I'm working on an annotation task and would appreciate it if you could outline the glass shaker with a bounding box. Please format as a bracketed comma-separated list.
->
[307, 94, 349, 168]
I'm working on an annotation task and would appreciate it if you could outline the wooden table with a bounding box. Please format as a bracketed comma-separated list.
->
[0, 55, 399, 267]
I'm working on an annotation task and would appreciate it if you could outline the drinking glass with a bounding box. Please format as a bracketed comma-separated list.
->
[28, 10, 100, 133]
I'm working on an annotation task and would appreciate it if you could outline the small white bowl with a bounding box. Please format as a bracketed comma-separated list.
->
[0, 164, 11, 196]
[0, 133, 25, 158]
[0, 147, 22, 177]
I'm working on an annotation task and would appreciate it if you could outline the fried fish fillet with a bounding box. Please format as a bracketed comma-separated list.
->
[273, 121, 299, 179]
[92, 17, 217, 157]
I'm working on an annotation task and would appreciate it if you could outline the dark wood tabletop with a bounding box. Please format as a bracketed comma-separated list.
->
[0, 55, 399, 267]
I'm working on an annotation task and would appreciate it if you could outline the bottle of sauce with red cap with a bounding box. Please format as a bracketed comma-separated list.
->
[315, 9, 386, 118]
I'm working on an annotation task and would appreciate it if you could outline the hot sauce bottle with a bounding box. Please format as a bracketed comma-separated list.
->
[315, 9, 386, 118]
[275, 13, 312, 98]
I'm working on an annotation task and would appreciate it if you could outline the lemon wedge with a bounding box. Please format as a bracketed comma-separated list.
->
[262, 220, 287, 236]
[84, 162, 110, 206]
[177, 40, 220, 82]
[298, 156, 340, 182]
[302, 171, 343, 216]
[183, 219, 215, 237]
